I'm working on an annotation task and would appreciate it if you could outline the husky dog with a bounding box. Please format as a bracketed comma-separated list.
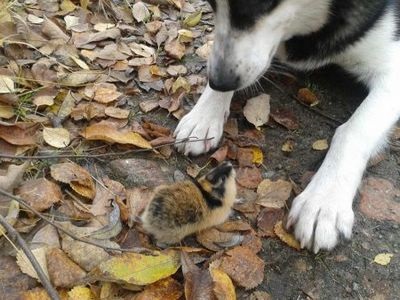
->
[174, 0, 400, 253]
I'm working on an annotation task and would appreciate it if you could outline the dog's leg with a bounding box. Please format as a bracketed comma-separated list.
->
[288, 71, 400, 253]
[174, 84, 234, 155]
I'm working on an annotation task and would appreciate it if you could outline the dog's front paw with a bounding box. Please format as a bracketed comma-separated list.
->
[287, 184, 354, 253]
[174, 107, 226, 156]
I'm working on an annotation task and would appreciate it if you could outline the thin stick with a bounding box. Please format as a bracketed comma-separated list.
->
[0, 189, 156, 254]
[0, 214, 60, 300]
[0, 137, 213, 160]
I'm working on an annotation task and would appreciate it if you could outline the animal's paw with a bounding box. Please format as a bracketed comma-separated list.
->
[287, 184, 354, 253]
[174, 103, 228, 156]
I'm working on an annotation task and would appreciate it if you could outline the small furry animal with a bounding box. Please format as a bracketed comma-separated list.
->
[141, 161, 236, 245]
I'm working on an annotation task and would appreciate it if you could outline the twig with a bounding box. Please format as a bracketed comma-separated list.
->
[0, 214, 60, 300]
[0, 137, 213, 160]
[0, 189, 156, 254]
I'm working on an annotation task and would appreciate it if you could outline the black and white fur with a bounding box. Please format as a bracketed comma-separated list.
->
[174, 0, 400, 253]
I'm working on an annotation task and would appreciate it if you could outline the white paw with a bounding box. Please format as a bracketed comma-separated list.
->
[174, 106, 226, 156]
[174, 85, 233, 156]
[287, 183, 354, 253]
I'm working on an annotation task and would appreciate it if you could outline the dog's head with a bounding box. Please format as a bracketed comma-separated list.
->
[207, 0, 330, 91]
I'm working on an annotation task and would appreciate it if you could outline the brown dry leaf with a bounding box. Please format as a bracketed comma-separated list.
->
[104, 107, 130, 119]
[312, 139, 329, 151]
[32, 224, 60, 248]
[74, 28, 121, 47]
[165, 39, 186, 60]
[210, 145, 228, 163]
[0, 75, 15, 93]
[257, 208, 285, 237]
[138, 65, 161, 82]
[181, 252, 214, 300]
[33, 87, 57, 107]
[270, 110, 299, 130]
[16, 178, 62, 212]
[237, 147, 263, 167]
[16, 247, 49, 281]
[243, 94, 270, 129]
[256, 179, 292, 209]
[196, 41, 213, 60]
[167, 65, 188, 76]
[146, 20, 163, 34]
[236, 167, 263, 189]
[139, 100, 159, 113]
[132, 1, 150, 22]
[134, 277, 183, 300]
[71, 102, 106, 120]
[0, 104, 14, 119]
[43, 127, 71, 148]
[0, 122, 39, 145]
[214, 246, 265, 290]
[84, 83, 122, 103]
[298, 88, 319, 106]
[41, 18, 69, 42]
[50, 162, 96, 200]
[82, 121, 152, 149]
[274, 221, 301, 251]
[186, 164, 202, 178]
[58, 71, 102, 86]
[46, 248, 86, 288]
[209, 267, 236, 300]
[197, 228, 243, 252]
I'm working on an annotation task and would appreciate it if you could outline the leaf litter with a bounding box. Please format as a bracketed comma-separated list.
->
[0, 0, 361, 298]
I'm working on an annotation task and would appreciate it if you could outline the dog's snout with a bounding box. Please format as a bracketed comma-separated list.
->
[209, 70, 240, 92]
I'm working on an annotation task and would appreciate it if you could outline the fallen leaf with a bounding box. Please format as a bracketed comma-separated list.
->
[197, 228, 243, 251]
[71, 102, 106, 120]
[214, 246, 265, 289]
[196, 41, 213, 60]
[134, 277, 183, 300]
[209, 267, 236, 300]
[165, 39, 185, 60]
[43, 127, 71, 148]
[16, 247, 49, 281]
[210, 146, 228, 163]
[274, 221, 301, 251]
[84, 83, 122, 103]
[172, 76, 191, 93]
[236, 167, 262, 189]
[32, 224, 60, 248]
[132, 1, 150, 23]
[50, 162, 96, 199]
[41, 18, 69, 42]
[256, 179, 292, 208]
[178, 29, 193, 43]
[60, 0, 76, 12]
[105, 107, 130, 119]
[257, 208, 285, 237]
[0, 162, 29, 192]
[373, 253, 394, 266]
[0, 122, 39, 145]
[46, 248, 86, 288]
[298, 88, 319, 106]
[281, 140, 295, 153]
[89, 251, 180, 285]
[270, 110, 299, 130]
[167, 65, 188, 76]
[82, 121, 152, 149]
[0, 104, 14, 119]
[58, 70, 101, 86]
[0, 75, 15, 93]
[312, 139, 329, 151]
[243, 94, 270, 129]
[139, 100, 160, 113]
[16, 178, 63, 212]
[184, 11, 202, 27]
[67, 286, 95, 300]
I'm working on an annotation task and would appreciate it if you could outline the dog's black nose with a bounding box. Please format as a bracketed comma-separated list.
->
[209, 74, 240, 92]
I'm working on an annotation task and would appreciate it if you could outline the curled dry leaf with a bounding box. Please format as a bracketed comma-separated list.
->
[16, 178, 63, 212]
[243, 94, 270, 129]
[298, 88, 319, 106]
[89, 251, 181, 285]
[214, 246, 265, 290]
[312, 139, 329, 151]
[50, 162, 96, 200]
[43, 127, 71, 148]
[256, 179, 292, 209]
[82, 121, 152, 149]
[274, 221, 301, 251]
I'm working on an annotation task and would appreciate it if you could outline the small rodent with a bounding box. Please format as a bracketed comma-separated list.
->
[141, 161, 237, 245]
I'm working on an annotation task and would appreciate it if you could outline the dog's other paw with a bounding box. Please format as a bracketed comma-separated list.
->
[174, 86, 233, 156]
[287, 184, 354, 253]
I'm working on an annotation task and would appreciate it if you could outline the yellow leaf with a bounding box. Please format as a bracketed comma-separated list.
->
[373, 253, 393, 266]
[178, 29, 193, 43]
[210, 267, 236, 300]
[80, 0, 90, 9]
[17, 247, 49, 280]
[0, 75, 15, 93]
[312, 139, 329, 151]
[183, 11, 202, 27]
[274, 221, 301, 251]
[281, 140, 294, 153]
[43, 127, 71, 148]
[68, 286, 95, 300]
[172, 76, 190, 93]
[82, 122, 152, 149]
[0, 104, 14, 119]
[251, 147, 264, 165]
[60, 0, 76, 12]
[89, 251, 181, 285]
